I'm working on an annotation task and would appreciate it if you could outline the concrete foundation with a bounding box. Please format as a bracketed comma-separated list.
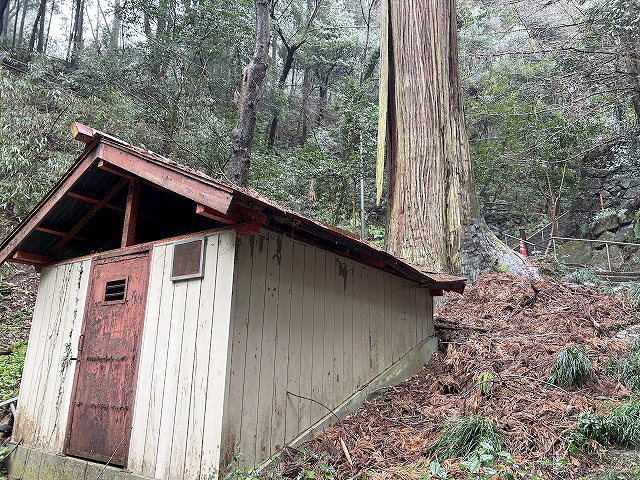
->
[5, 445, 152, 480]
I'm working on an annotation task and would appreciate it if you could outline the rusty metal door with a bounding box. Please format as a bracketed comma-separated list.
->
[65, 249, 150, 466]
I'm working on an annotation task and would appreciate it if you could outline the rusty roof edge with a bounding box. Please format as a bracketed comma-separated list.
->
[231, 189, 466, 289]
[95, 136, 236, 195]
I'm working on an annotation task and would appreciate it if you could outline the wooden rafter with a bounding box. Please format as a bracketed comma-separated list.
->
[71, 122, 94, 143]
[121, 178, 141, 247]
[48, 178, 129, 256]
[67, 192, 125, 213]
[195, 204, 242, 224]
[35, 227, 66, 237]
[11, 251, 52, 265]
[0, 148, 102, 265]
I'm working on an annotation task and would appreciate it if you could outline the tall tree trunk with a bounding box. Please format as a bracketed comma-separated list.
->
[42, 0, 53, 53]
[110, 0, 120, 49]
[300, 67, 311, 142]
[377, 0, 533, 280]
[265, 0, 321, 148]
[35, 0, 45, 51]
[68, 0, 83, 64]
[16, 0, 27, 47]
[0, 0, 9, 39]
[265, 45, 296, 147]
[0, 0, 9, 38]
[27, 0, 45, 52]
[11, 0, 19, 49]
[228, 0, 270, 186]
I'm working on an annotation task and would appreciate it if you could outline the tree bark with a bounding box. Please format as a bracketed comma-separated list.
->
[110, 0, 120, 49]
[228, 0, 270, 186]
[27, 0, 45, 52]
[0, 0, 9, 38]
[16, 0, 27, 47]
[265, 44, 297, 146]
[378, 0, 534, 280]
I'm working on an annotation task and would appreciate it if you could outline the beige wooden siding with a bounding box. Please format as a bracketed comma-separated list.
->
[12, 258, 91, 453]
[219, 230, 434, 471]
[127, 230, 236, 480]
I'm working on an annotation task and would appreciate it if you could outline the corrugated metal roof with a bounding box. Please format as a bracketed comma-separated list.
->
[0, 125, 466, 291]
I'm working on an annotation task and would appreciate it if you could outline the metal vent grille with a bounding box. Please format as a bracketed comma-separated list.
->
[104, 279, 126, 302]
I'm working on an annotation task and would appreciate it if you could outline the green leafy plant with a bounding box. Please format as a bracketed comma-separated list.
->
[429, 415, 502, 459]
[459, 442, 545, 480]
[477, 372, 497, 398]
[564, 268, 601, 286]
[547, 345, 592, 387]
[422, 460, 447, 479]
[569, 398, 640, 450]
[605, 342, 640, 392]
[0, 340, 28, 401]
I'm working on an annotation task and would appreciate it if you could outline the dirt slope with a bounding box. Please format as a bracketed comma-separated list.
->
[273, 273, 638, 479]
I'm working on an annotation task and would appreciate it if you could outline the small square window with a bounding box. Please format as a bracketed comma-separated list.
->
[105, 279, 127, 302]
[171, 238, 205, 281]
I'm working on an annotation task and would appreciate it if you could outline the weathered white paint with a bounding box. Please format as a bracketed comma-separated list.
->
[12, 258, 91, 454]
[218, 229, 434, 473]
[13, 227, 434, 480]
[128, 230, 236, 480]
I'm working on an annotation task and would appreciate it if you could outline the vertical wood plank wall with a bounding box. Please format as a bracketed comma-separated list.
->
[12, 258, 91, 453]
[219, 230, 434, 472]
[127, 230, 236, 480]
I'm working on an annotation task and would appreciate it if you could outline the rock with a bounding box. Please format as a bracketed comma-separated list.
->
[598, 231, 617, 243]
[615, 225, 632, 243]
[623, 186, 640, 200]
[614, 324, 640, 346]
[590, 212, 621, 237]
[628, 250, 640, 269]
[555, 241, 594, 266]
[591, 244, 624, 270]
[619, 177, 634, 189]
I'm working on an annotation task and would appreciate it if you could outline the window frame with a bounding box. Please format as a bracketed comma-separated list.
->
[170, 236, 206, 281]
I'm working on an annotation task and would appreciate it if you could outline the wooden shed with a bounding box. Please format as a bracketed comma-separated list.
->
[1, 124, 465, 480]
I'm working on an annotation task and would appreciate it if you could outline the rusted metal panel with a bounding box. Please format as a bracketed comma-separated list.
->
[65, 250, 150, 466]
[170, 238, 205, 280]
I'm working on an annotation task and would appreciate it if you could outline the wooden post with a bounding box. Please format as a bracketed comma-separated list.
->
[121, 178, 140, 247]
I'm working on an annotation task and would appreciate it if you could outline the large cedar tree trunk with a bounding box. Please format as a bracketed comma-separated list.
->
[228, 0, 270, 185]
[377, 0, 534, 280]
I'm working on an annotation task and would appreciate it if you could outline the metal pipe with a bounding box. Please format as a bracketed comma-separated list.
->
[550, 236, 640, 248]
[359, 137, 365, 241]
[360, 177, 365, 241]
[503, 233, 537, 246]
